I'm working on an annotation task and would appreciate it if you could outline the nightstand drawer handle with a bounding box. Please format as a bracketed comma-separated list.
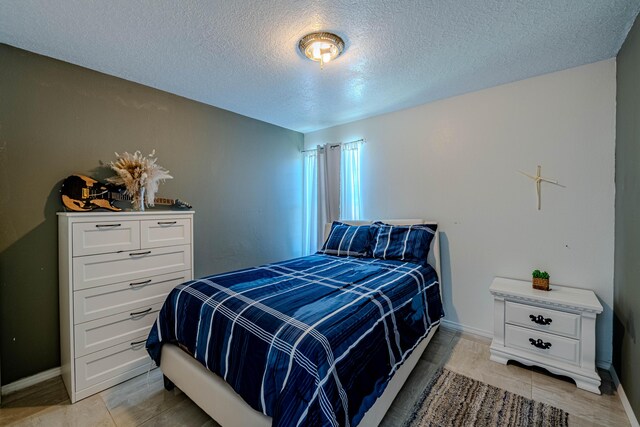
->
[157, 221, 177, 225]
[129, 279, 152, 287]
[130, 339, 146, 347]
[529, 314, 552, 325]
[129, 251, 151, 256]
[529, 338, 552, 349]
[96, 223, 121, 228]
[130, 308, 152, 317]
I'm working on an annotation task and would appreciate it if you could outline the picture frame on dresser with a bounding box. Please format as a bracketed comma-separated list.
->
[57, 210, 194, 403]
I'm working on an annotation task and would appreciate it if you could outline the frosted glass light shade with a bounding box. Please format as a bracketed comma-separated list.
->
[299, 32, 345, 67]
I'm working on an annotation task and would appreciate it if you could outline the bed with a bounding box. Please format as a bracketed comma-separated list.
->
[146, 219, 443, 427]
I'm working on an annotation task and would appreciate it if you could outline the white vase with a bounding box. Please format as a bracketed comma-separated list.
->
[132, 187, 145, 211]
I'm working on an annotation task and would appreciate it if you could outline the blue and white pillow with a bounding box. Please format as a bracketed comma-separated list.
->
[370, 222, 437, 263]
[319, 222, 373, 257]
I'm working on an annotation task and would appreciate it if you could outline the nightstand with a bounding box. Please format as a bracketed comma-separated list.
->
[489, 277, 603, 394]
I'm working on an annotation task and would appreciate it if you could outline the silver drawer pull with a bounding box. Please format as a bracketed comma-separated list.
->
[129, 251, 151, 256]
[130, 339, 146, 347]
[129, 279, 152, 287]
[529, 314, 552, 325]
[529, 338, 552, 350]
[157, 221, 177, 225]
[96, 223, 121, 228]
[130, 308, 152, 316]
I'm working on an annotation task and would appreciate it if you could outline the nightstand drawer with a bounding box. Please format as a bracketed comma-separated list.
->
[505, 301, 580, 338]
[72, 221, 140, 256]
[141, 218, 191, 249]
[505, 324, 579, 365]
[73, 271, 189, 323]
[75, 338, 151, 391]
[74, 302, 161, 357]
[72, 244, 191, 290]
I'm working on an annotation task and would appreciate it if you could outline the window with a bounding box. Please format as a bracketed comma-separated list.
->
[340, 141, 362, 221]
[302, 150, 319, 256]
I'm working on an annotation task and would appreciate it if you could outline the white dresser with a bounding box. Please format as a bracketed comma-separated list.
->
[489, 277, 603, 394]
[58, 211, 194, 402]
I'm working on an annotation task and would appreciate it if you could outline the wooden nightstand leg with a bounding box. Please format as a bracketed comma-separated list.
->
[489, 351, 509, 365]
[492, 296, 506, 347]
[490, 295, 508, 366]
[574, 378, 601, 395]
[580, 312, 598, 373]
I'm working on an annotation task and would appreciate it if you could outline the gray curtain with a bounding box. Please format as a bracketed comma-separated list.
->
[315, 144, 341, 250]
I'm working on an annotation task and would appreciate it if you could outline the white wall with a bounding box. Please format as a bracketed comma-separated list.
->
[305, 59, 616, 365]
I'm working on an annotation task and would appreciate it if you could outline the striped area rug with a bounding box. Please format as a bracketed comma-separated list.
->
[403, 369, 569, 427]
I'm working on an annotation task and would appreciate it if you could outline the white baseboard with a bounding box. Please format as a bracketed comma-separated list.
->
[610, 366, 640, 427]
[1, 366, 61, 396]
[440, 319, 493, 339]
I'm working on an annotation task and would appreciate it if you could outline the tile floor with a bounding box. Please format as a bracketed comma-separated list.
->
[0, 327, 630, 426]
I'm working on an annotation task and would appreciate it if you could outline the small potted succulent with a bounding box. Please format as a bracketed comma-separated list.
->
[532, 270, 550, 291]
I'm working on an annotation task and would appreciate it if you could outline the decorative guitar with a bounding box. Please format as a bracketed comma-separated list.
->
[60, 174, 192, 212]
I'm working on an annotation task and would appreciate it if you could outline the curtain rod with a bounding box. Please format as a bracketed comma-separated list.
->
[301, 138, 365, 153]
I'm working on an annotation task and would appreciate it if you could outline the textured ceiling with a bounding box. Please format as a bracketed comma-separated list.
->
[1, 1, 639, 133]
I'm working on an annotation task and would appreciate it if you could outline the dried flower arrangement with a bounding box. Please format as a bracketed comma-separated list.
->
[107, 150, 172, 210]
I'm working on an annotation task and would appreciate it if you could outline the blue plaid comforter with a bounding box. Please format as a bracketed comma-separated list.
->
[147, 254, 443, 427]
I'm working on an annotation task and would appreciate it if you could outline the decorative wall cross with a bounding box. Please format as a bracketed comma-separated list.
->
[519, 165, 561, 210]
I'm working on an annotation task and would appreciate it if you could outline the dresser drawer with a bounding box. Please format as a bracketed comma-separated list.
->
[72, 221, 140, 256]
[74, 302, 161, 357]
[141, 218, 191, 249]
[73, 244, 191, 290]
[74, 271, 189, 323]
[75, 338, 151, 391]
[505, 324, 579, 365]
[505, 301, 580, 338]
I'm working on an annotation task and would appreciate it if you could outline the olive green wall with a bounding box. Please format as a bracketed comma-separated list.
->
[614, 14, 640, 420]
[0, 44, 303, 384]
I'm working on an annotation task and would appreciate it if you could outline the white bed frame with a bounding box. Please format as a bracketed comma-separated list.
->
[160, 219, 441, 427]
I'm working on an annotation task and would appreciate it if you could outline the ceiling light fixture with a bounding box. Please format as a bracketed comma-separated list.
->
[298, 32, 345, 69]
